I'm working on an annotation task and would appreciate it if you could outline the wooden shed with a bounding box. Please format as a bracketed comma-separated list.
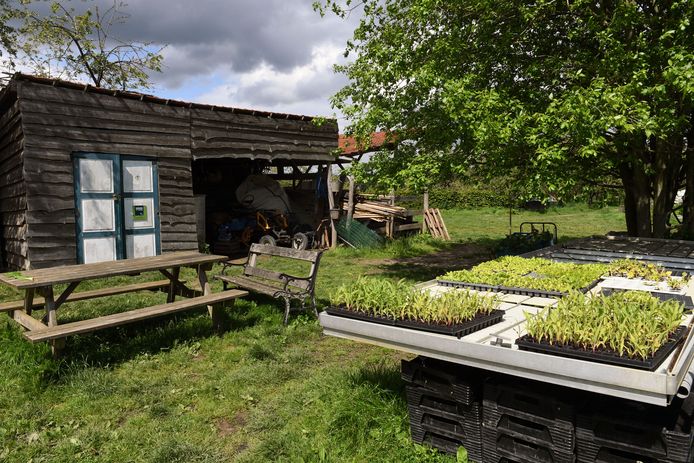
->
[0, 74, 339, 270]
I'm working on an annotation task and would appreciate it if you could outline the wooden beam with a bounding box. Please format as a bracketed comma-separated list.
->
[326, 167, 337, 249]
[347, 176, 355, 222]
[13, 310, 47, 331]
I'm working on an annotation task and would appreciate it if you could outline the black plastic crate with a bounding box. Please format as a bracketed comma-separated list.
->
[409, 404, 483, 459]
[410, 427, 483, 461]
[406, 385, 481, 422]
[483, 377, 577, 450]
[576, 396, 694, 463]
[482, 425, 576, 463]
[401, 356, 484, 406]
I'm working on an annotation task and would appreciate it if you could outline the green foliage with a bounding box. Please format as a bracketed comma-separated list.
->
[316, 0, 694, 236]
[9, 0, 164, 90]
[331, 276, 498, 325]
[442, 257, 608, 293]
[427, 180, 512, 209]
[525, 291, 684, 360]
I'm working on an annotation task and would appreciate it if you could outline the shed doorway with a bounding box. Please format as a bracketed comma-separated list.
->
[73, 153, 161, 264]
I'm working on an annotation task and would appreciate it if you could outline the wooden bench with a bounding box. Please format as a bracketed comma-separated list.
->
[216, 244, 323, 324]
[0, 279, 171, 313]
[24, 290, 247, 342]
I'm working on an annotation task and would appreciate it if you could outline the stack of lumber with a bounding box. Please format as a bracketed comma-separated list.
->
[341, 197, 410, 222]
[424, 208, 450, 240]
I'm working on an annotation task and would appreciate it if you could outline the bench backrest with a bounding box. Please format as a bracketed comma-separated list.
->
[245, 244, 323, 290]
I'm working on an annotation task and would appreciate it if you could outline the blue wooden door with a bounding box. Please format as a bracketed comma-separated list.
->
[74, 153, 161, 264]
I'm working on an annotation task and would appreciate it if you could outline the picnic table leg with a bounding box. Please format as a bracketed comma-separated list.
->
[44, 286, 64, 357]
[167, 267, 180, 303]
[24, 288, 34, 316]
[198, 264, 222, 332]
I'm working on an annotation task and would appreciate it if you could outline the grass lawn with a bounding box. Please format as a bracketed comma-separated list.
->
[0, 205, 624, 462]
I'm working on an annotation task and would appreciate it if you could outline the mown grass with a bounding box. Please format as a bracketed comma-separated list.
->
[0, 205, 625, 462]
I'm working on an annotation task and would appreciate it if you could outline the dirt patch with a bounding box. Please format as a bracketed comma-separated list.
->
[216, 410, 249, 437]
[361, 243, 493, 280]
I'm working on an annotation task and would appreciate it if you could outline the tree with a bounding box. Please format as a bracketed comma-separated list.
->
[9, 0, 163, 90]
[316, 0, 694, 238]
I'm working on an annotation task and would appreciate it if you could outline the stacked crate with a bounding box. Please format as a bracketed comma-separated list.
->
[402, 357, 485, 462]
[482, 376, 579, 463]
[576, 395, 694, 463]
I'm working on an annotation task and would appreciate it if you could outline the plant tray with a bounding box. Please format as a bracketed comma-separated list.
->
[515, 326, 687, 371]
[325, 307, 504, 339]
[599, 287, 694, 310]
[396, 309, 505, 339]
[436, 279, 600, 299]
[323, 307, 397, 326]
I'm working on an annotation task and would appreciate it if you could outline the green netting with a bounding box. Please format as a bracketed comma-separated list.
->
[335, 217, 385, 248]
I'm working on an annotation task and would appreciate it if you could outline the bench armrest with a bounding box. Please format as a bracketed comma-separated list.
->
[221, 259, 248, 275]
[278, 274, 314, 293]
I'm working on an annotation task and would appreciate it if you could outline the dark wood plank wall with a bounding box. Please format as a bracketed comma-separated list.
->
[17, 81, 198, 268]
[191, 109, 338, 160]
[0, 97, 27, 269]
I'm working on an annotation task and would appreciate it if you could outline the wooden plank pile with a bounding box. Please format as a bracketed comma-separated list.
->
[341, 197, 410, 222]
[424, 208, 450, 240]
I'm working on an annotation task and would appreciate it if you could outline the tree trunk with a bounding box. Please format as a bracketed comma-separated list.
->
[682, 125, 694, 238]
[620, 162, 652, 237]
[652, 138, 682, 238]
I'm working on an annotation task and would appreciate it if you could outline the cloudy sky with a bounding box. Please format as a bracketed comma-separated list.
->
[110, 0, 361, 126]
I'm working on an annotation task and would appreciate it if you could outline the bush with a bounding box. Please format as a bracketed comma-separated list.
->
[427, 180, 510, 209]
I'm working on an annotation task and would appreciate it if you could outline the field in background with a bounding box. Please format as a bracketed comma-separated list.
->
[0, 205, 625, 462]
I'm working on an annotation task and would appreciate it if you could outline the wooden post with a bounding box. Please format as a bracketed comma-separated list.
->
[198, 264, 222, 333]
[387, 189, 395, 238]
[347, 176, 356, 222]
[44, 286, 64, 357]
[422, 189, 429, 233]
[167, 267, 180, 303]
[326, 167, 337, 248]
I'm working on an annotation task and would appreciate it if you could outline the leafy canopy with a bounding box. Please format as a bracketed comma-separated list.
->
[316, 0, 694, 197]
[7, 0, 164, 90]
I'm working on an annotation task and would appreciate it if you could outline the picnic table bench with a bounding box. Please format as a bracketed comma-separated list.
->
[216, 244, 323, 324]
[0, 251, 247, 355]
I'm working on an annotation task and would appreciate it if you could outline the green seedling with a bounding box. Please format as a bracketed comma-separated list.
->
[525, 291, 683, 360]
[330, 277, 498, 325]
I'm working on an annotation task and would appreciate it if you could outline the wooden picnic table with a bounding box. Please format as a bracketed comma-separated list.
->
[0, 251, 247, 356]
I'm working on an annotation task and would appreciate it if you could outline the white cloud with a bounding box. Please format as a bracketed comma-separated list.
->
[194, 44, 347, 120]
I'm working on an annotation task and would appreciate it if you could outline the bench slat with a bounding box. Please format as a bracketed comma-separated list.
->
[23, 290, 247, 343]
[243, 267, 310, 290]
[218, 275, 288, 296]
[249, 243, 322, 262]
[0, 279, 171, 313]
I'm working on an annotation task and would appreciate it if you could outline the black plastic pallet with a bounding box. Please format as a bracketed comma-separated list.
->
[516, 325, 687, 371]
[408, 404, 483, 458]
[576, 396, 694, 463]
[406, 386, 481, 422]
[483, 424, 576, 463]
[411, 427, 483, 461]
[576, 446, 688, 463]
[401, 356, 484, 406]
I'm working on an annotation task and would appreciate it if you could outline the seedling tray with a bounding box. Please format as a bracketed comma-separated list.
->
[599, 287, 694, 310]
[325, 307, 504, 339]
[436, 279, 600, 299]
[516, 326, 687, 371]
[396, 309, 504, 338]
[323, 307, 397, 326]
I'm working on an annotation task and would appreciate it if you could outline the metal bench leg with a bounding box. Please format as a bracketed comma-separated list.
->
[311, 295, 318, 318]
[283, 297, 291, 325]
